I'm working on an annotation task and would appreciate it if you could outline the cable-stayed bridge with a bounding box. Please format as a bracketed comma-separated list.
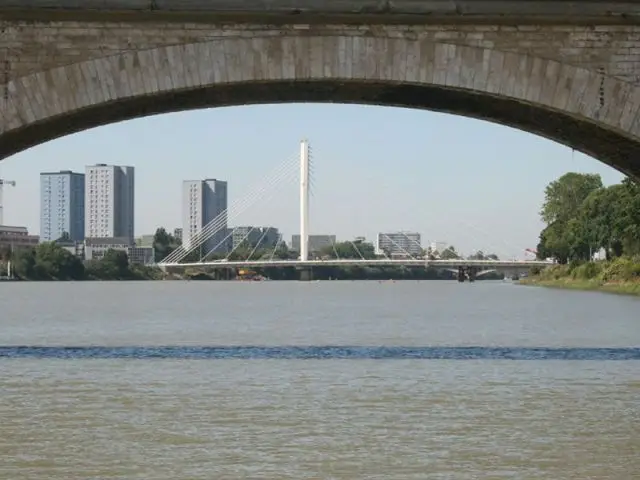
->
[164, 259, 552, 269]
[157, 140, 553, 280]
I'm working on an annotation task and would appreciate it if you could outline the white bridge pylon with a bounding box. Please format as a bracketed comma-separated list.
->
[299, 138, 310, 262]
[157, 139, 553, 270]
[158, 140, 311, 266]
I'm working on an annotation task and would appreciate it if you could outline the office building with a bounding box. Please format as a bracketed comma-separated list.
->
[85, 164, 135, 241]
[377, 231, 422, 257]
[232, 226, 280, 250]
[40, 170, 85, 242]
[173, 228, 183, 243]
[182, 179, 228, 256]
[291, 234, 336, 255]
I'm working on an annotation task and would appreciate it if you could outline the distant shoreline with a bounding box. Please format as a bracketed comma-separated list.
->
[0, 276, 508, 283]
[518, 277, 640, 297]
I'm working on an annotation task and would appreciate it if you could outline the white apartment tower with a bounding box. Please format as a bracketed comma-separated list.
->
[182, 179, 228, 256]
[85, 164, 135, 241]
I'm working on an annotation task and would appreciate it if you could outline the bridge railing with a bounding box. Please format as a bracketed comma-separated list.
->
[158, 258, 556, 268]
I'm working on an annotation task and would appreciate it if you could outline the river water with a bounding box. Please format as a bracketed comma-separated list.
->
[1, 281, 639, 479]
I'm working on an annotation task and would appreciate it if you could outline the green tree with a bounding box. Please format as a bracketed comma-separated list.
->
[440, 246, 459, 260]
[536, 172, 640, 263]
[12, 248, 37, 279]
[537, 221, 571, 264]
[0, 245, 11, 263]
[613, 178, 640, 256]
[153, 227, 181, 262]
[9, 243, 85, 280]
[86, 249, 132, 280]
[564, 217, 593, 261]
[33, 242, 85, 280]
[318, 240, 376, 259]
[540, 172, 603, 225]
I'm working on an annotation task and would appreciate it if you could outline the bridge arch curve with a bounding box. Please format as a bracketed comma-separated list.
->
[2, 34, 639, 177]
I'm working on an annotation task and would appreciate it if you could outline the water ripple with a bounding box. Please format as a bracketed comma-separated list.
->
[0, 346, 638, 360]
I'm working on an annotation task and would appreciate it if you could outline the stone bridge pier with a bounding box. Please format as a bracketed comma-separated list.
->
[0, 1, 640, 177]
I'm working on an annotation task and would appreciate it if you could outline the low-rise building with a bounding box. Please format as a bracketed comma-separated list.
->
[232, 226, 280, 250]
[377, 232, 422, 258]
[0, 225, 40, 251]
[84, 237, 154, 265]
[135, 234, 155, 248]
[56, 240, 85, 258]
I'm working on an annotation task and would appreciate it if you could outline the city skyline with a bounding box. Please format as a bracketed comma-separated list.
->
[0, 104, 625, 258]
[34, 166, 433, 255]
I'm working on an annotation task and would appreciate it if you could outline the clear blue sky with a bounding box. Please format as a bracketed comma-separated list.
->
[0, 104, 624, 259]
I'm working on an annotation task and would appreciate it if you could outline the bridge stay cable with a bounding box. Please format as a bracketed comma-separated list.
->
[160, 151, 299, 265]
[401, 232, 424, 256]
[221, 225, 262, 262]
[161, 151, 298, 263]
[330, 237, 341, 260]
[197, 163, 299, 262]
[268, 236, 284, 262]
[170, 152, 298, 263]
[451, 217, 517, 261]
[348, 239, 366, 260]
[245, 227, 272, 262]
[198, 164, 300, 262]
[381, 233, 416, 260]
[160, 154, 298, 264]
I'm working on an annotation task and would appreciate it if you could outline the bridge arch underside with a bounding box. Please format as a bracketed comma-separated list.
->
[3, 80, 640, 177]
[1, 36, 639, 178]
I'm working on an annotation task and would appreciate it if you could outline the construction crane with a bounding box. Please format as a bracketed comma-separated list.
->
[0, 178, 16, 226]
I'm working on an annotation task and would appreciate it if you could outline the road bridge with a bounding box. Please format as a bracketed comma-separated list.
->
[160, 258, 553, 269]
[159, 258, 553, 281]
[1, 1, 640, 177]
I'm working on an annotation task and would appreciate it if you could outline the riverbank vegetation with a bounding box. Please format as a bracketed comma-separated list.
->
[1, 228, 506, 282]
[525, 172, 640, 295]
[0, 243, 162, 281]
[524, 256, 640, 296]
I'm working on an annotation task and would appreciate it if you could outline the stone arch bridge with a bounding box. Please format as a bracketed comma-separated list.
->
[1, 1, 640, 178]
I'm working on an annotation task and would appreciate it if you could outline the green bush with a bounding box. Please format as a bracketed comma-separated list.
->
[600, 257, 640, 282]
[534, 258, 640, 283]
[572, 261, 602, 280]
[530, 266, 542, 276]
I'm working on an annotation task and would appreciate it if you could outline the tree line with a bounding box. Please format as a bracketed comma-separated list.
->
[0, 242, 160, 280]
[536, 172, 640, 263]
[0, 227, 504, 281]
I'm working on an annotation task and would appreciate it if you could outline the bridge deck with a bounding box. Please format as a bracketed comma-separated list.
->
[0, 1, 638, 25]
[161, 259, 554, 269]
